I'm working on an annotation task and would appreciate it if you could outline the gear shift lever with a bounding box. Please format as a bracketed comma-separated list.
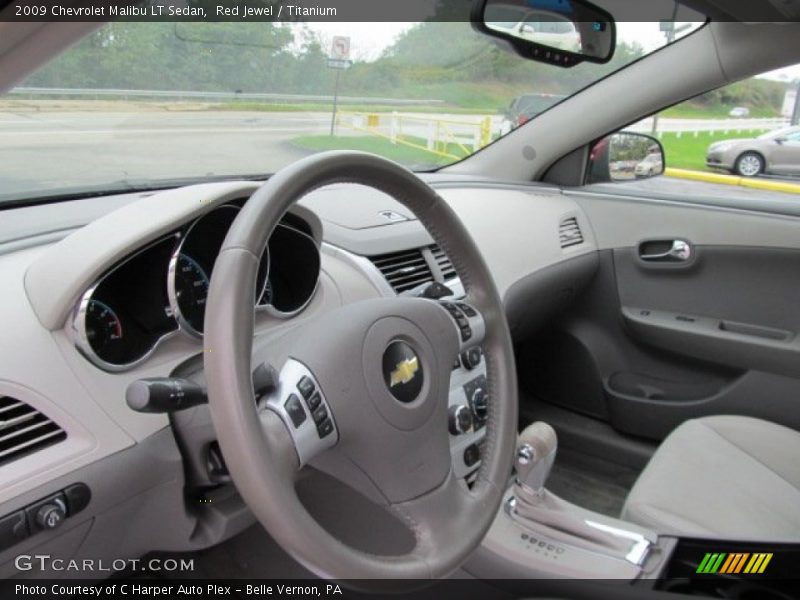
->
[510, 421, 648, 561]
[515, 421, 557, 495]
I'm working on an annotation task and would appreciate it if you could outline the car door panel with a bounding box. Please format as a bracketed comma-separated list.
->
[518, 191, 800, 442]
[771, 133, 800, 174]
[616, 246, 800, 378]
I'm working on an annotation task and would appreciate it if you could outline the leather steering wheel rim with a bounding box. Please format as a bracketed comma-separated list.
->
[204, 151, 518, 583]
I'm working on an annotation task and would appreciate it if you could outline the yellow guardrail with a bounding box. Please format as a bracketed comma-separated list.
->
[336, 111, 493, 161]
[665, 168, 800, 194]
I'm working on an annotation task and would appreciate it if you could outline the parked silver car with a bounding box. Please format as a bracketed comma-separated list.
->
[706, 125, 800, 177]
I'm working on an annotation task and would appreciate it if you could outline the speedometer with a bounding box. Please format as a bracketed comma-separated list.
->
[173, 253, 209, 335]
[168, 204, 270, 337]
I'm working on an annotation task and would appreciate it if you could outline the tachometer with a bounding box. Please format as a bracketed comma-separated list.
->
[173, 253, 210, 335]
[84, 299, 123, 354]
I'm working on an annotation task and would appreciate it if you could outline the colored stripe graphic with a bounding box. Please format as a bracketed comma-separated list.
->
[719, 553, 736, 573]
[697, 553, 714, 573]
[698, 552, 773, 574]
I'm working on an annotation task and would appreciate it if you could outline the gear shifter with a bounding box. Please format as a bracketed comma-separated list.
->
[514, 421, 557, 495]
[510, 421, 646, 561]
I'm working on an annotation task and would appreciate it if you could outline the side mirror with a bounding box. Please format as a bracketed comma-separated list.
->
[775, 137, 787, 145]
[472, 0, 616, 68]
[588, 132, 665, 184]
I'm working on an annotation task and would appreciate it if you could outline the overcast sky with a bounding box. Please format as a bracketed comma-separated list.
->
[308, 22, 800, 82]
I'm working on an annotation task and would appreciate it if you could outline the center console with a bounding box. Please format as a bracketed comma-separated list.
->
[468, 421, 674, 581]
[467, 421, 798, 599]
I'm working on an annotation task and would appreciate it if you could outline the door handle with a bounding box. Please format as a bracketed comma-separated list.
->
[639, 239, 693, 262]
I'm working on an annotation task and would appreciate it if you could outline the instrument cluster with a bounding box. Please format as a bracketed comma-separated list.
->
[71, 202, 320, 371]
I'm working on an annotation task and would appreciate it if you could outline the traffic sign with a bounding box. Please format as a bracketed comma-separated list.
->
[331, 36, 351, 60]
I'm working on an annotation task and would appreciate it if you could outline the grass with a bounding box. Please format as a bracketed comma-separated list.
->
[660, 129, 769, 171]
[661, 104, 780, 119]
[290, 134, 456, 167]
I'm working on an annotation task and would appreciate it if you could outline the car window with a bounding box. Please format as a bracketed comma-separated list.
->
[590, 61, 800, 197]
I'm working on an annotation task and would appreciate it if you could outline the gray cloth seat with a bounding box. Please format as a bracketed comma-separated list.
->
[622, 415, 800, 541]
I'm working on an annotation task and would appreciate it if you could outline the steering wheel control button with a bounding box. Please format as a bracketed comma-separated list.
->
[297, 376, 315, 399]
[449, 404, 473, 435]
[439, 300, 483, 348]
[265, 359, 338, 466]
[311, 405, 328, 425]
[382, 341, 424, 403]
[461, 347, 482, 370]
[284, 394, 307, 428]
[306, 391, 322, 411]
[457, 303, 477, 317]
[317, 418, 334, 438]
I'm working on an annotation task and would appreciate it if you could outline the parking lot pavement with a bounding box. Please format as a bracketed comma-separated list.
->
[0, 110, 329, 198]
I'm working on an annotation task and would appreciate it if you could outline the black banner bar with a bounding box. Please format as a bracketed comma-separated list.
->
[2, 0, 800, 22]
[3, 578, 800, 600]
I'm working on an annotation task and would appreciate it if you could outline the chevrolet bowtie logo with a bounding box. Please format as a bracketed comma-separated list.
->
[389, 356, 419, 387]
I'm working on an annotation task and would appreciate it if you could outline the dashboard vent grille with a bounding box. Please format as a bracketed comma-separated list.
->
[430, 245, 457, 280]
[0, 396, 66, 467]
[559, 217, 584, 249]
[369, 248, 434, 293]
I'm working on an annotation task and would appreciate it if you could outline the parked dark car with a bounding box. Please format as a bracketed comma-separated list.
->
[500, 92, 567, 133]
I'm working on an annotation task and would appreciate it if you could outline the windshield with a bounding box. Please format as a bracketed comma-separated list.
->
[0, 20, 702, 203]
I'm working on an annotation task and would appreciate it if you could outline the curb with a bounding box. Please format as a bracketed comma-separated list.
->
[665, 168, 800, 194]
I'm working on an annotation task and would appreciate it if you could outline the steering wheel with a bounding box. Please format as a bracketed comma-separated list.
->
[204, 152, 518, 582]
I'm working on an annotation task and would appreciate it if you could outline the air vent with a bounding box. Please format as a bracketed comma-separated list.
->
[430, 244, 457, 280]
[0, 396, 66, 467]
[369, 248, 435, 293]
[559, 217, 584, 249]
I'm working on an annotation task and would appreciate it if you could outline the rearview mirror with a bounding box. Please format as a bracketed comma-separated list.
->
[588, 132, 665, 184]
[473, 0, 616, 67]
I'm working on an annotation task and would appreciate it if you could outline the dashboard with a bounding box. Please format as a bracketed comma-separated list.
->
[0, 177, 599, 577]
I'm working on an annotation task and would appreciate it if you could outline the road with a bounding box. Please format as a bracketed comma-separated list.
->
[1, 109, 798, 205]
[0, 110, 334, 197]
